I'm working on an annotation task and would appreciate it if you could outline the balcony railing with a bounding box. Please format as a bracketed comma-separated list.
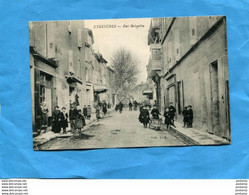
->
[148, 18, 161, 45]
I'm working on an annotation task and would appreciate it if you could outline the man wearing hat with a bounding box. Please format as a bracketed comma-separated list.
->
[69, 102, 78, 133]
[187, 105, 193, 128]
[169, 102, 176, 126]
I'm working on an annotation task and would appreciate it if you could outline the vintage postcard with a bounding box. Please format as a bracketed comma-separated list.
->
[29, 16, 230, 150]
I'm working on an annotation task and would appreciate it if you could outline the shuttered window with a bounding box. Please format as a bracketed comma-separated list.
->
[68, 50, 74, 74]
[77, 29, 82, 48]
[190, 17, 197, 46]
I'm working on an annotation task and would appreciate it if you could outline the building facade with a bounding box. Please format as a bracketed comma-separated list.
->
[30, 20, 86, 133]
[147, 16, 230, 139]
[30, 21, 115, 134]
[132, 81, 156, 106]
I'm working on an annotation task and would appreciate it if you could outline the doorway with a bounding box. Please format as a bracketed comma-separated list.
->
[210, 60, 219, 134]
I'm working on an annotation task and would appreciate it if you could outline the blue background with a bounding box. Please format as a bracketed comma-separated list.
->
[0, 0, 248, 178]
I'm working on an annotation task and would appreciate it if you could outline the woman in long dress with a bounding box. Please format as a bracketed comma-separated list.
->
[60, 107, 68, 134]
[52, 106, 61, 133]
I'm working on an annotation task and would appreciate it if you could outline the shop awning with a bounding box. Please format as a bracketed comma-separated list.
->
[30, 46, 58, 69]
[94, 85, 108, 94]
[148, 70, 157, 78]
[143, 90, 153, 95]
[65, 75, 83, 85]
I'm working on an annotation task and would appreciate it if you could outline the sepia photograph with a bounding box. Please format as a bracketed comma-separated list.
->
[30, 16, 230, 150]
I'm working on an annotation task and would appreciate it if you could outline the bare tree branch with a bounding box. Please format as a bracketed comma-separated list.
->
[110, 48, 139, 101]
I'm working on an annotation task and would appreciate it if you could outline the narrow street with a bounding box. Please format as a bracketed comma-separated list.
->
[39, 110, 187, 150]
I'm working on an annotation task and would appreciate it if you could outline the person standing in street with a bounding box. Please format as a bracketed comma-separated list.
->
[163, 107, 176, 129]
[129, 101, 133, 111]
[138, 105, 143, 123]
[102, 100, 108, 115]
[134, 100, 138, 111]
[187, 105, 193, 128]
[139, 105, 150, 128]
[83, 105, 87, 118]
[115, 104, 119, 112]
[87, 105, 92, 120]
[169, 102, 176, 126]
[119, 102, 123, 114]
[69, 103, 78, 134]
[52, 106, 61, 133]
[182, 106, 188, 128]
[75, 109, 86, 135]
[151, 105, 161, 119]
[60, 107, 68, 134]
[96, 106, 101, 121]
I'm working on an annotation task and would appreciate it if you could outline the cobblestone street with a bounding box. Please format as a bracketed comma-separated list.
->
[39, 110, 187, 150]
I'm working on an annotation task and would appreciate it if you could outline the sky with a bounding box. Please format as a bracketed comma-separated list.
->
[85, 18, 151, 84]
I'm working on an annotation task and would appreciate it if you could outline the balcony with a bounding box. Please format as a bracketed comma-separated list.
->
[150, 44, 162, 71]
[30, 46, 58, 69]
[148, 18, 161, 45]
[147, 44, 163, 80]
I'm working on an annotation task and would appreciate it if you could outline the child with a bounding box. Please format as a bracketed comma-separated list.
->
[151, 105, 160, 119]
[182, 106, 188, 128]
[164, 107, 176, 129]
[96, 106, 101, 121]
[75, 110, 86, 135]
[187, 105, 193, 128]
[139, 105, 150, 128]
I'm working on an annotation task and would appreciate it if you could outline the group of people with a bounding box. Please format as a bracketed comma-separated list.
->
[128, 100, 139, 111]
[37, 98, 111, 135]
[182, 105, 193, 128]
[115, 100, 140, 113]
[82, 105, 92, 120]
[95, 100, 108, 121]
[138, 102, 194, 129]
[115, 102, 124, 113]
[49, 100, 109, 134]
[50, 103, 86, 134]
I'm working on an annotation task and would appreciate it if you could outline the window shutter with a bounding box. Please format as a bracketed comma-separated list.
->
[68, 50, 74, 74]
[190, 17, 197, 46]
[77, 29, 82, 48]
[175, 29, 180, 61]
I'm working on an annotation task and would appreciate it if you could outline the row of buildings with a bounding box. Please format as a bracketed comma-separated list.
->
[29, 20, 116, 133]
[146, 16, 230, 139]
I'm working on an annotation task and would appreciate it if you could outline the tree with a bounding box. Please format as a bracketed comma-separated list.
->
[110, 48, 139, 102]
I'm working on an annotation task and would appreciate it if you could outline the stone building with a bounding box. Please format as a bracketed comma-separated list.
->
[105, 66, 116, 106]
[84, 28, 95, 108]
[30, 20, 86, 133]
[147, 16, 230, 139]
[132, 81, 156, 106]
[30, 21, 115, 134]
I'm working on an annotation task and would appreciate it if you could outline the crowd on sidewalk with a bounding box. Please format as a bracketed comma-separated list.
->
[36, 100, 110, 136]
[138, 102, 194, 130]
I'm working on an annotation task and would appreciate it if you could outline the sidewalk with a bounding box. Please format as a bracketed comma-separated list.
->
[33, 114, 103, 150]
[165, 121, 230, 146]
